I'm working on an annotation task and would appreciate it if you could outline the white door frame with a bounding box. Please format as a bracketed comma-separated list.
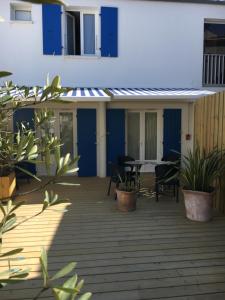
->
[36, 109, 77, 176]
[55, 110, 77, 159]
[126, 109, 163, 172]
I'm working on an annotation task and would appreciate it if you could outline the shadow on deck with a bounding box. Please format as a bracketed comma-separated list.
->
[1, 175, 225, 300]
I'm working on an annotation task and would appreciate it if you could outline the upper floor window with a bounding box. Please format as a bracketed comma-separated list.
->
[203, 20, 225, 86]
[10, 4, 32, 22]
[204, 21, 225, 54]
[65, 8, 98, 56]
[42, 5, 118, 57]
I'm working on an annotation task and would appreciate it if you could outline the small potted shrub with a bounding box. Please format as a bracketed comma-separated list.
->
[116, 176, 137, 212]
[178, 146, 225, 222]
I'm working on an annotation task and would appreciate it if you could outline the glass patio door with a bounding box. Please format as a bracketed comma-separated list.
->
[127, 112, 140, 160]
[127, 111, 162, 172]
[59, 112, 74, 158]
[37, 110, 76, 176]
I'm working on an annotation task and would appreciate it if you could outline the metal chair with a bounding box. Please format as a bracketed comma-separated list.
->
[107, 163, 125, 198]
[117, 155, 138, 183]
[155, 164, 179, 202]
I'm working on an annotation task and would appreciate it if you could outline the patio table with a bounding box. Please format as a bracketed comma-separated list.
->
[125, 160, 176, 191]
[125, 160, 149, 190]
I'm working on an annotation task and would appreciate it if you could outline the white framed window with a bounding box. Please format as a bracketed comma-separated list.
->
[126, 110, 163, 172]
[64, 7, 99, 56]
[10, 3, 32, 22]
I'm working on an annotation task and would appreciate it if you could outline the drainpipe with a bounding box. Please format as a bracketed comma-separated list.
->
[98, 102, 106, 178]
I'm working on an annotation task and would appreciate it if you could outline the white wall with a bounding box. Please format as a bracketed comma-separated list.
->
[1, 0, 225, 88]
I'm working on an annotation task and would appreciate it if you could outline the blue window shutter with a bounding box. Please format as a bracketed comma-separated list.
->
[13, 108, 36, 175]
[13, 108, 35, 132]
[77, 109, 97, 177]
[101, 7, 118, 57]
[42, 4, 62, 55]
[106, 109, 125, 176]
[163, 109, 181, 159]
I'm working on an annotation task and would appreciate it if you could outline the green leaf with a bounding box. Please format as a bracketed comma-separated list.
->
[40, 247, 48, 287]
[55, 182, 80, 186]
[0, 71, 12, 78]
[52, 275, 79, 300]
[2, 215, 17, 233]
[15, 165, 41, 182]
[51, 76, 61, 88]
[53, 286, 79, 294]
[51, 262, 76, 281]
[78, 293, 92, 300]
[66, 168, 79, 174]
[42, 191, 50, 212]
[0, 248, 23, 258]
[76, 279, 84, 291]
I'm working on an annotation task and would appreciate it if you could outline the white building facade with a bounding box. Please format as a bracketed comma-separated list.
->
[1, 0, 225, 177]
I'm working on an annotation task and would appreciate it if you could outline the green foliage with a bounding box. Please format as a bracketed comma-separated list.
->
[38, 249, 92, 299]
[0, 72, 12, 79]
[0, 72, 91, 299]
[174, 146, 225, 192]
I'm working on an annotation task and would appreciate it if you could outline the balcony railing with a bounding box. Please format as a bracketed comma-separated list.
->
[203, 54, 225, 86]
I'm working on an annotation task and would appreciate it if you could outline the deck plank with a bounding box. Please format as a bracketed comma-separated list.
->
[1, 176, 225, 299]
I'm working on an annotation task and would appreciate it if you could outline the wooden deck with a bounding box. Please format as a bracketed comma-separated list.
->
[1, 176, 225, 300]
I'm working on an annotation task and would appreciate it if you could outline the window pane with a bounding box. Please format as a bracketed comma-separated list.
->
[204, 23, 225, 54]
[83, 14, 95, 55]
[145, 112, 157, 160]
[15, 10, 31, 21]
[66, 14, 75, 55]
[59, 113, 74, 157]
[127, 113, 140, 160]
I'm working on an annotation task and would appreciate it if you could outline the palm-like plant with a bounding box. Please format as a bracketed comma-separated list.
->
[180, 146, 225, 193]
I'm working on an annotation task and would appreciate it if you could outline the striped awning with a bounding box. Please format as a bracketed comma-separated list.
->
[2, 87, 216, 102]
[2, 87, 110, 102]
[107, 88, 216, 100]
[61, 88, 110, 101]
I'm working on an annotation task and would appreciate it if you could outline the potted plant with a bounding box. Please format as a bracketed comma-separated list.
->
[116, 174, 137, 212]
[0, 166, 16, 200]
[177, 146, 225, 222]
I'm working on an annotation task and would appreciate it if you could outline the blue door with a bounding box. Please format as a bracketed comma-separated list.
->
[77, 109, 97, 177]
[13, 108, 36, 174]
[106, 109, 125, 176]
[163, 109, 181, 159]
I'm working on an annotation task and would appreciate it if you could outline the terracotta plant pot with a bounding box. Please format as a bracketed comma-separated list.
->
[0, 172, 16, 200]
[116, 189, 136, 212]
[183, 189, 214, 222]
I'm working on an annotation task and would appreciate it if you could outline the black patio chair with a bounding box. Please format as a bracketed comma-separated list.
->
[155, 164, 179, 202]
[107, 163, 125, 198]
[117, 155, 138, 183]
[162, 153, 180, 162]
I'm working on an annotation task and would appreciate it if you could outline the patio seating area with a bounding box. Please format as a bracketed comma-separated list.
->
[1, 176, 225, 300]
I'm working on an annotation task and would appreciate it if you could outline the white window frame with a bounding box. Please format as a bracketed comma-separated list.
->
[10, 3, 32, 22]
[63, 6, 100, 57]
[126, 109, 163, 172]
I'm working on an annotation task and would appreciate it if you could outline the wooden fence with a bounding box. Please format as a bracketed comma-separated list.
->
[194, 91, 225, 212]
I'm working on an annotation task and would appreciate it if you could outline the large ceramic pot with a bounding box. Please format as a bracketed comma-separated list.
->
[0, 172, 16, 200]
[182, 189, 214, 222]
[116, 189, 136, 212]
